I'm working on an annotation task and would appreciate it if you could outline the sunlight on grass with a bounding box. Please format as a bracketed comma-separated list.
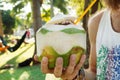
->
[45, 74, 62, 80]
[11, 78, 16, 80]
[9, 68, 14, 74]
[19, 71, 30, 80]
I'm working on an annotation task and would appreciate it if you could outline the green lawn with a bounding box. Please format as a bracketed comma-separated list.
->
[0, 65, 45, 80]
[0, 41, 61, 80]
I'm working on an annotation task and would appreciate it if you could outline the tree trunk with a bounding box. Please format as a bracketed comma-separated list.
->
[50, 0, 54, 18]
[91, 0, 99, 14]
[83, 0, 90, 69]
[0, 11, 3, 37]
[31, 0, 42, 32]
[31, 0, 42, 64]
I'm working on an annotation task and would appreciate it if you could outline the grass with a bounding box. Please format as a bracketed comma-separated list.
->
[0, 39, 61, 80]
[0, 65, 45, 80]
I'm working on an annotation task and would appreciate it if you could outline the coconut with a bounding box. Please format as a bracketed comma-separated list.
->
[36, 14, 86, 68]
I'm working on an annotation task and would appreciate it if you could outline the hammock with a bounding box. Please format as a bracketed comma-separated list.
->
[0, 31, 27, 52]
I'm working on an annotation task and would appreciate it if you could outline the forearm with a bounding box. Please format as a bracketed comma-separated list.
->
[84, 69, 96, 80]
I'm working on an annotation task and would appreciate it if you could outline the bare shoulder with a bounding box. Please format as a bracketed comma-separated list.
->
[88, 9, 105, 43]
[87, 10, 106, 75]
[88, 9, 105, 31]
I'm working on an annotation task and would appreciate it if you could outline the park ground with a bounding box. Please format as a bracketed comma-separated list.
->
[0, 36, 61, 80]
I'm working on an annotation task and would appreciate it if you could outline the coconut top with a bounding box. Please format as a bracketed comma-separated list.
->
[36, 14, 86, 56]
[37, 14, 84, 32]
[46, 14, 76, 25]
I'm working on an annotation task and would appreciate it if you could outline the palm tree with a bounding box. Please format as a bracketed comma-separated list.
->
[50, 0, 54, 17]
[0, 11, 3, 37]
[31, 0, 42, 63]
[0, 1, 4, 37]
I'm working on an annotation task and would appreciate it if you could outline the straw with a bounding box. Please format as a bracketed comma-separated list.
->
[74, 0, 97, 24]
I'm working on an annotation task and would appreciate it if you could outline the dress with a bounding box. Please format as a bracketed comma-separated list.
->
[96, 9, 120, 80]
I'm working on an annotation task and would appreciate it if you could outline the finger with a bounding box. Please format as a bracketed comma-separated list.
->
[41, 57, 52, 73]
[65, 54, 76, 75]
[54, 57, 63, 78]
[61, 54, 76, 80]
[70, 54, 86, 79]
[34, 54, 39, 61]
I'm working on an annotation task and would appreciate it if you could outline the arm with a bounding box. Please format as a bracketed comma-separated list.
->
[84, 10, 104, 80]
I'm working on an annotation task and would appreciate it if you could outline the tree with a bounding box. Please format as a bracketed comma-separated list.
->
[42, 0, 68, 19]
[53, 0, 68, 14]
[50, 0, 54, 17]
[0, 11, 3, 37]
[0, 1, 4, 36]
[1, 10, 15, 34]
[91, 0, 99, 14]
[31, 0, 42, 61]
[69, 0, 85, 16]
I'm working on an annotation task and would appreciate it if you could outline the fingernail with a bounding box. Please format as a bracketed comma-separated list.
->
[71, 54, 76, 61]
[42, 57, 48, 64]
[57, 57, 63, 64]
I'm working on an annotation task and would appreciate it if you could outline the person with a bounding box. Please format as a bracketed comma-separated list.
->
[40, 0, 120, 79]
[26, 28, 31, 39]
[0, 31, 27, 52]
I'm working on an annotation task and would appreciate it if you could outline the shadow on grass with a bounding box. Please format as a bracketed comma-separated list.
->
[0, 65, 46, 80]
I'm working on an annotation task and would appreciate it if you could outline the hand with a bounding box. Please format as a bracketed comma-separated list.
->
[41, 54, 86, 80]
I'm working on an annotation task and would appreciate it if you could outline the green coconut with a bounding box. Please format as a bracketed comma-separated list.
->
[36, 14, 86, 68]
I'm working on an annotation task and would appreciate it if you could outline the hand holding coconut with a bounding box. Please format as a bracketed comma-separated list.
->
[41, 54, 86, 79]
[36, 14, 86, 79]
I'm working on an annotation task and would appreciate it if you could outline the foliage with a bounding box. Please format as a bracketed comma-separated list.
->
[69, 0, 84, 17]
[0, 1, 3, 8]
[7, 0, 32, 27]
[41, 8, 51, 22]
[1, 10, 15, 34]
[69, 0, 104, 17]
[2, 10, 15, 28]
[12, 1, 25, 14]
[43, 0, 68, 18]
[53, 0, 68, 14]
[1, 0, 69, 26]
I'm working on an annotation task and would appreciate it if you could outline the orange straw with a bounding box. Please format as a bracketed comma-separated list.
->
[74, 0, 97, 24]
